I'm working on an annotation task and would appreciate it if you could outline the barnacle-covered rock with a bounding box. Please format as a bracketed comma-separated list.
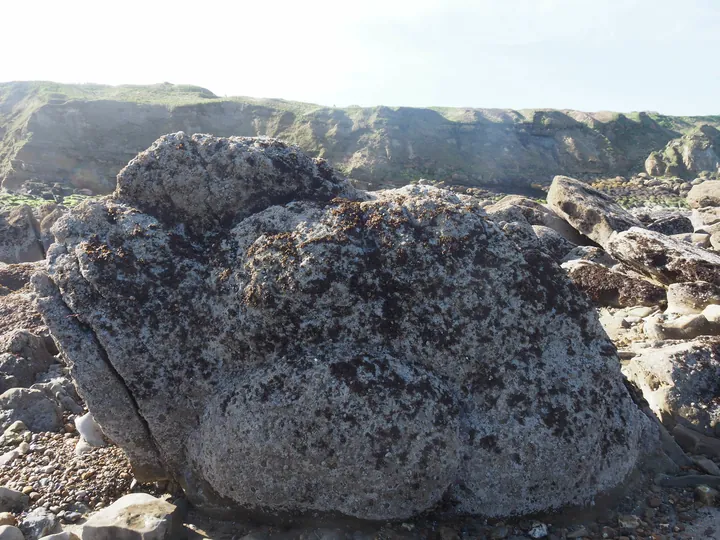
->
[34, 133, 656, 521]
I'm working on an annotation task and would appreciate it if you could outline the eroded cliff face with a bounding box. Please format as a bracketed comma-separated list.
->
[0, 82, 717, 195]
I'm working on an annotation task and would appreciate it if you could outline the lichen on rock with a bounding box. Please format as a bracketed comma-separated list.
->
[34, 133, 657, 521]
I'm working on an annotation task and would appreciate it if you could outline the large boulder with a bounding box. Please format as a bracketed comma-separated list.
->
[606, 227, 720, 286]
[622, 338, 720, 436]
[35, 133, 656, 521]
[483, 195, 585, 244]
[0, 206, 44, 264]
[547, 175, 641, 248]
[562, 260, 665, 308]
[688, 180, 720, 209]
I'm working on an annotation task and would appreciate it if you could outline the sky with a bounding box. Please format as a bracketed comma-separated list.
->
[2, 0, 719, 115]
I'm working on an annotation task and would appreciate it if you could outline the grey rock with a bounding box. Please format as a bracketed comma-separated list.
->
[692, 456, 720, 476]
[35, 134, 656, 520]
[532, 225, 577, 262]
[647, 215, 694, 236]
[688, 180, 720, 208]
[19, 508, 59, 540]
[562, 260, 665, 308]
[692, 233, 712, 248]
[0, 526, 24, 540]
[38, 207, 67, 252]
[693, 207, 720, 228]
[81, 493, 180, 540]
[547, 175, 641, 248]
[0, 206, 44, 264]
[484, 195, 585, 244]
[606, 227, 720, 286]
[0, 330, 57, 392]
[660, 314, 720, 340]
[666, 281, 720, 314]
[0, 262, 45, 293]
[0, 388, 62, 432]
[672, 424, 720, 457]
[561, 246, 618, 268]
[39, 533, 80, 540]
[0, 488, 29, 513]
[622, 337, 720, 435]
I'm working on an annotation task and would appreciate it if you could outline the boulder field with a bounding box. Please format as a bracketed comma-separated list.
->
[32, 133, 658, 522]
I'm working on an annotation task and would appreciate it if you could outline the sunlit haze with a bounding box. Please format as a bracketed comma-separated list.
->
[3, 0, 719, 114]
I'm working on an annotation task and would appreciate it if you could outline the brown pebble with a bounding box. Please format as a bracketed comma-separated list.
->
[647, 496, 662, 508]
[0, 512, 15, 526]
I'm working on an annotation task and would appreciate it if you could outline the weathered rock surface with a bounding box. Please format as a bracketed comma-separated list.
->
[81, 493, 180, 540]
[19, 508, 60, 540]
[484, 195, 585, 244]
[688, 180, 720, 209]
[35, 133, 656, 521]
[563, 261, 666, 308]
[547, 176, 641, 248]
[0, 388, 62, 432]
[0, 206, 44, 265]
[646, 215, 694, 236]
[606, 227, 720, 286]
[531, 225, 577, 262]
[562, 246, 618, 268]
[0, 330, 57, 392]
[666, 281, 720, 315]
[0, 487, 28, 513]
[622, 338, 720, 436]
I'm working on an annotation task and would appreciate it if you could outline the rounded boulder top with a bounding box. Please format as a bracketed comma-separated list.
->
[115, 132, 357, 234]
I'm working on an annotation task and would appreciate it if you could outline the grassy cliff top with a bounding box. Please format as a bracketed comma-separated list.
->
[2, 81, 719, 131]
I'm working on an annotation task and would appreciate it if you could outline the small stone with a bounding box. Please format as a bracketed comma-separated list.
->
[20, 487, 32, 496]
[528, 522, 548, 538]
[0, 450, 18, 467]
[0, 514, 14, 527]
[617, 515, 641, 529]
[63, 424, 75, 434]
[490, 525, 508, 539]
[566, 527, 588, 538]
[62, 512, 81, 523]
[601, 525, 617, 538]
[695, 484, 719, 505]
[73, 439, 91, 456]
[647, 496, 662, 508]
[17, 443, 29, 456]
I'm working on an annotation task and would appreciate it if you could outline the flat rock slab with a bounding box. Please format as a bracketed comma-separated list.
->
[36, 133, 656, 521]
[606, 227, 720, 286]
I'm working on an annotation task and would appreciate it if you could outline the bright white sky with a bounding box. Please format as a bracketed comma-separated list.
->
[3, 0, 719, 115]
